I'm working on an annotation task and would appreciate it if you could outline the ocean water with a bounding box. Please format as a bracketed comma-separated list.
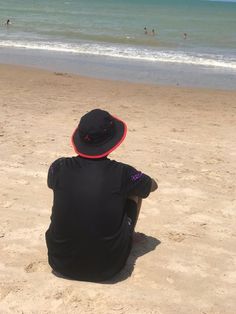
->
[0, 0, 236, 86]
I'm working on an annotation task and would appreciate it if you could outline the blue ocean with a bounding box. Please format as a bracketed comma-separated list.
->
[0, 0, 236, 87]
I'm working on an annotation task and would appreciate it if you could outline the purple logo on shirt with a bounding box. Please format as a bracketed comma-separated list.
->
[131, 172, 143, 182]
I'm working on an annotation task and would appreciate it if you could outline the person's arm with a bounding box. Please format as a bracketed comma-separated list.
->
[47, 157, 65, 189]
[124, 164, 158, 199]
[130, 178, 157, 198]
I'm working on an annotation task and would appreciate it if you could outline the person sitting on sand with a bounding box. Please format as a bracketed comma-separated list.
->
[45, 108, 158, 282]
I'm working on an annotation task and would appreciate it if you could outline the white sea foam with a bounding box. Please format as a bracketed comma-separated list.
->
[1, 39, 236, 70]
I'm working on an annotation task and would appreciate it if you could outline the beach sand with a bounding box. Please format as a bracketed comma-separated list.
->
[0, 64, 235, 314]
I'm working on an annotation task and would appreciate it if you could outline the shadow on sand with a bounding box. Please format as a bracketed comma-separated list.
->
[104, 232, 161, 284]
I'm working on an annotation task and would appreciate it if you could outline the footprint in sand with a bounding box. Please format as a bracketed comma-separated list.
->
[167, 231, 200, 242]
[24, 260, 48, 273]
[0, 285, 22, 301]
[167, 232, 186, 242]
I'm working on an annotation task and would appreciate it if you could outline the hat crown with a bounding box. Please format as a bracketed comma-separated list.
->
[72, 108, 127, 158]
[79, 109, 115, 144]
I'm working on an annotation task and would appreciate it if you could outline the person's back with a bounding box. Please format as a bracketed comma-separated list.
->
[45, 109, 157, 282]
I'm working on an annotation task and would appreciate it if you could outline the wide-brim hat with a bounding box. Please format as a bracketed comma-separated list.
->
[71, 109, 127, 159]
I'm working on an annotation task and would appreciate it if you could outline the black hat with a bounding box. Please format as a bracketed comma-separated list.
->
[71, 109, 127, 158]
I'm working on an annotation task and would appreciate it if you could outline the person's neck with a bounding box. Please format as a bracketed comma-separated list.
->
[78, 155, 108, 161]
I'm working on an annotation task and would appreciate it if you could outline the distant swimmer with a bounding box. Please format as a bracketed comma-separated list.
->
[184, 33, 187, 40]
[4, 19, 11, 26]
[144, 27, 156, 36]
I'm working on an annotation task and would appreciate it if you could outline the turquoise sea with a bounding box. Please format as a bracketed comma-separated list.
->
[0, 0, 236, 87]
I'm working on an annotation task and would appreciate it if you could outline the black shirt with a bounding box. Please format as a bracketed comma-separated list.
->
[45, 156, 152, 281]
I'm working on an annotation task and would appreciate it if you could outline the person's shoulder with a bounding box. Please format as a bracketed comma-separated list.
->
[113, 160, 136, 170]
[50, 157, 66, 166]
[49, 156, 79, 171]
[114, 161, 149, 182]
[108, 159, 131, 169]
[48, 157, 66, 172]
[108, 160, 139, 176]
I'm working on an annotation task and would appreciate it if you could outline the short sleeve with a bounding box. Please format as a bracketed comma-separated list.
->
[123, 164, 152, 199]
[47, 157, 66, 189]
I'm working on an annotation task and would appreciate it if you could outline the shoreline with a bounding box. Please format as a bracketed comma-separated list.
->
[0, 64, 236, 313]
[0, 46, 236, 91]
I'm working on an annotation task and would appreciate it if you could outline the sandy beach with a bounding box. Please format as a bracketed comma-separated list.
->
[0, 63, 236, 314]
